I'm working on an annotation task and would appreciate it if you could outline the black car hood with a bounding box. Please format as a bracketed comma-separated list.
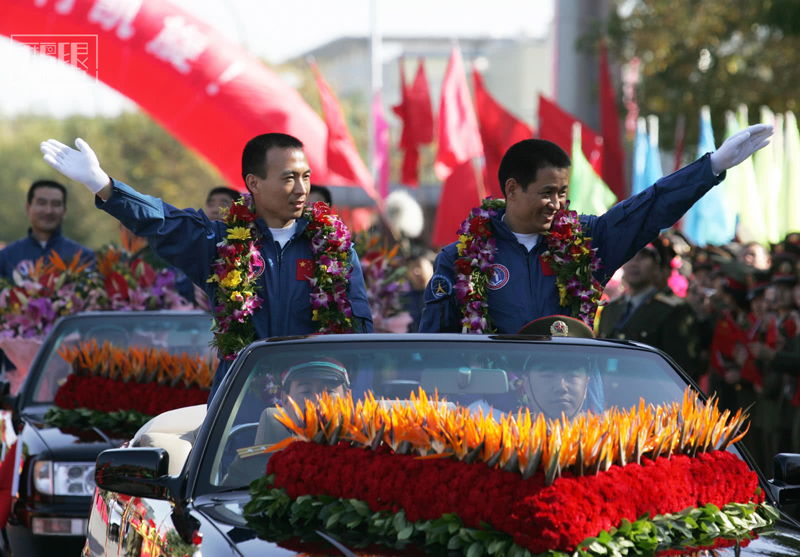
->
[21, 407, 127, 459]
[193, 492, 800, 557]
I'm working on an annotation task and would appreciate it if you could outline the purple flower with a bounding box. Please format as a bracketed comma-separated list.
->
[311, 289, 332, 309]
[566, 277, 582, 297]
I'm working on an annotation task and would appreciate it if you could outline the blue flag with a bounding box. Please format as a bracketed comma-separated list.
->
[682, 107, 736, 246]
[632, 117, 649, 195]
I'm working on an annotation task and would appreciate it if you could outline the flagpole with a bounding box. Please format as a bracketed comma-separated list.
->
[369, 0, 381, 181]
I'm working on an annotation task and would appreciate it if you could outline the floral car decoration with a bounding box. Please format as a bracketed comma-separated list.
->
[44, 340, 214, 436]
[244, 388, 777, 557]
[0, 244, 193, 343]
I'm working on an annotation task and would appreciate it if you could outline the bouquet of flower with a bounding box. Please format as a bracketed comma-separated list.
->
[355, 235, 410, 333]
[45, 340, 214, 436]
[85, 245, 194, 312]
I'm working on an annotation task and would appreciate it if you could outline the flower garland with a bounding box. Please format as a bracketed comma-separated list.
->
[303, 202, 355, 334]
[208, 199, 355, 360]
[543, 201, 605, 328]
[355, 234, 410, 333]
[207, 194, 265, 360]
[453, 198, 604, 333]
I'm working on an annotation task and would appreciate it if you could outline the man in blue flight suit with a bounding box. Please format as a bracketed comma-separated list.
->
[420, 125, 773, 334]
[40, 133, 373, 401]
[0, 180, 94, 279]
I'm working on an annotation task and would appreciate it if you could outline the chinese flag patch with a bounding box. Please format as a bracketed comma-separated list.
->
[297, 259, 314, 281]
[540, 254, 555, 276]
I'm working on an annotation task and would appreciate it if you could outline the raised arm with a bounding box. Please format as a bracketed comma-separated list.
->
[583, 124, 773, 283]
[41, 138, 217, 287]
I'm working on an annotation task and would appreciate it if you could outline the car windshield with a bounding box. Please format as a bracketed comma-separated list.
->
[204, 339, 691, 490]
[28, 313, 215, 404]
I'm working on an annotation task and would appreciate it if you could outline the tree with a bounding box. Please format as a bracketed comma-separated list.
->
[584, 0, 800, 150]
[0, 111, 224, 249]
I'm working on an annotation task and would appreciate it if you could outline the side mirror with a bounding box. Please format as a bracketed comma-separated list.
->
[772, 453, 800, 505]
[95, 448, 171, 501]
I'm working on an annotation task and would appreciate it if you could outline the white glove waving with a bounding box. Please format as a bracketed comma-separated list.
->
[710, 124, 773, 175]
[40, 138, 110, 194]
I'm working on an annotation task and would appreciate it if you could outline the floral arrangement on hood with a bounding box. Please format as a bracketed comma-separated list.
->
[44, 340, 214, 435]
[244, 388, 775, 557]
[355, 235, 410, 333]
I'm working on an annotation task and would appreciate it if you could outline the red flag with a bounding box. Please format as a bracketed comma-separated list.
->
[310, 61, 380, 203]
[432, 161, 483, 247]
[434, 47, 484, 182]
[538, 95, 604, 175]
[393, 58, 434, 186]
[599, 43, 626, 200]
[473, 69, 534, 198]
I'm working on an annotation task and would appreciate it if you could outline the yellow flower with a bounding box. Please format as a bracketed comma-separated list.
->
[312, 309, 320, 321]
[457, 235, 470, 256]
[230, 291, 242, 301]
[574, 237, 582, 245]
[207, 275, 219, 284]
[227, 227, 251, 241]
[220, 270, 242, 288]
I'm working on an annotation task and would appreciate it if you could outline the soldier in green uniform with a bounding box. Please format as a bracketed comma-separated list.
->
[597, 240, 702, 381]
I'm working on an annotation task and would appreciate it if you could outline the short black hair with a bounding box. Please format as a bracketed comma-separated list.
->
[206, 186, 241, 204]
[497, 139, 571, 197]
[241, 133, 305, 185]
[309, 185, 332, 206]
[28, 180, 67, 207]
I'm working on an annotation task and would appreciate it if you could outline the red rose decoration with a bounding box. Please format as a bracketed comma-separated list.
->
[468, 217, 490, 235]
[569, 244, 583, 256]
[104, 272, 130, 301]
[227, 203, 259, 223]
[455, 259, 473, 276]
[312, 202, 332, 220]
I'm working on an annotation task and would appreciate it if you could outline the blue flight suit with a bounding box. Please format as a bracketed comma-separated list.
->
[0, 228, 94, 279]
[96, 179, 374, 401]
[420, 153, 725, 334]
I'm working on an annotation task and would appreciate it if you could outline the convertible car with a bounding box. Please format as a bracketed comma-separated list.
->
[0, 310, 213, 557]
[84, 334, 800, 557]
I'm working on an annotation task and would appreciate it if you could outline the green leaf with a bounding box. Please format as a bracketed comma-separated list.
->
[467, 541, 485, 557]
[397, 526, 414, 540]
[350, 499, 370, 516]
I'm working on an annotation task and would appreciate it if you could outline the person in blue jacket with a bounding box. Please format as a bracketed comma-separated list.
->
[0, 180, 94, 279]
[420, 125, 773, 334]
[40, 133, 373, 401]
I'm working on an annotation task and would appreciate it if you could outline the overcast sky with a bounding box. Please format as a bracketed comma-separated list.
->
[0, 0, 553, 117]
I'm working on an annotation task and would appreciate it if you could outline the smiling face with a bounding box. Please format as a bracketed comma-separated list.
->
[245, 147, 311, 228]
[504, 166, 570, 234]
[26, 186, 65, 236]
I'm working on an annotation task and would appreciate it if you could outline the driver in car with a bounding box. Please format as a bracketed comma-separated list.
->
[518, 316, 599, 421]
[221, 357, 350, 486]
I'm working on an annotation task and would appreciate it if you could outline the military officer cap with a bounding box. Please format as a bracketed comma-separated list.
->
[771, 253, 799, 285]
[746, 270, 772, 301]
[518, 315, 596, 338]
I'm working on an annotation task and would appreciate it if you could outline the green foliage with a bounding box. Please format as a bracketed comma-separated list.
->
[43, 406, 151, 436]
[243, 475, 778, 557]
[0, 111, 224, 249]
[583, 0, 800, 150]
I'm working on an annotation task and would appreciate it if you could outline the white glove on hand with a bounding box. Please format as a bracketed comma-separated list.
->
[40, 138, 110, 194]
[709, 124, 774, 175]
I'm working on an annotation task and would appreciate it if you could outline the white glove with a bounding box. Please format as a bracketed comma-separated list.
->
[709, 124, 773, 175]
[40, 138, 110, 194]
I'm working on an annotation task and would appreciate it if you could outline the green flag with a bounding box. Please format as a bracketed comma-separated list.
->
[754, 106, 781, 244]
[735, 105, 769, 244]
[568, 122, 617, 215]
[784, 112, 800, 234]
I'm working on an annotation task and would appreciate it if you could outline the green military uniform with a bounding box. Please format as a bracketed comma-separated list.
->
[597, 288, 702, 380]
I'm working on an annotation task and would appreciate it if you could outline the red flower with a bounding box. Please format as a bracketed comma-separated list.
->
[227, 203, 258, 223]
[266, 442, 762, 556]
[104, 272, 129, 301]
[131, 259, 156, 288]
[7, 286, 28, 308]
[569, 244, 583, 256]
[455, 259, 473, 276]
[468, 217, 490, 236]
[312, 202, 332, 221]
